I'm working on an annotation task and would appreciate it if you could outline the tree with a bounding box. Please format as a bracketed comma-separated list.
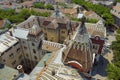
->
[19, 9, 31, 20]
[71, 0, 114, 26]
[33, 2, 45, 9]
[107, 64, 120, 80]
[107, 30, 120, 79]
[45, 4, 54, 10]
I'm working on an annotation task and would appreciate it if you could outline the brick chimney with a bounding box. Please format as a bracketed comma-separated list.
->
[17, 65, 24, 74]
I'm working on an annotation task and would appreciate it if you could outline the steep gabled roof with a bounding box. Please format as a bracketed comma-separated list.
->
[63, 17, 93, 72]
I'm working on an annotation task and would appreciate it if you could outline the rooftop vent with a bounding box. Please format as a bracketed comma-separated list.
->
[52, 69, 56, 76]
[17, 65, 24, 74]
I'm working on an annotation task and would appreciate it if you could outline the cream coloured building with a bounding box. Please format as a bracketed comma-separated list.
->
[12, 15, 45, 72]
[0, 32, 23, 69]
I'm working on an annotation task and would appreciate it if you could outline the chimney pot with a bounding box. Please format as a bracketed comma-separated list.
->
[17, 65, 24, 73]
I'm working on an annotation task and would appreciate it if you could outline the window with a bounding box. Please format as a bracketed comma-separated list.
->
[24, 46, 27, 49]
[26, 54, 29, 57]
[12, 60, 16, 65]
[50, 37, 54, 42]
[9, 53, 14, 58]
[61, 31, 65, 33]
[22, 41, 25, 43]
[19, 55, 22, 59]
[93, 45, 98, 50]
[3, 59, 6, 62]
[50, 39, 53, 42]
[34, 56, 37, 60]
[33, 49, 36, 53]
[32, 43, 35, 46]
[16, 48, 20, 52]
[61, 36, 65, 40]
[93, 44, 99, 53]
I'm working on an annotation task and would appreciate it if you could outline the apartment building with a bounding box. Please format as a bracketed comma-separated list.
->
[42, 5, 78, 43]
[111, 3, 120, 27]
[12, 15, 45, 73]
[0, 32, 23, 69]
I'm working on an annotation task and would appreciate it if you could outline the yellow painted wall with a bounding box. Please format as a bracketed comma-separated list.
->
[60, 29, 68, 43]
[42, 27, 69, 43]
[46, 29, 59, 42]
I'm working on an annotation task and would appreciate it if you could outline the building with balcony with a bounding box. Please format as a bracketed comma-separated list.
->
[12, 15, 45, 73]
[0, 32, 23, 69]
[111, 3, 120, 28]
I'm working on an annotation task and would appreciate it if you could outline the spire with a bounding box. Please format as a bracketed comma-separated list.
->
[55, 3, 60, 17]
[74, 16, 89, 43]
[78, 16, 87, 35]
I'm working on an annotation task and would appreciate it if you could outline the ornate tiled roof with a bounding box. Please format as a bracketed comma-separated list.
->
[51, 5, 65, 18]
[63, 18, 93, 72]
[42, 17, 69, 29]
[17, 15, 45, 36]
[85, 20, 106, 38]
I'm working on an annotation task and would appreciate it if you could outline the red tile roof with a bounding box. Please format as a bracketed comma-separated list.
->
[63, 42, 93, 72]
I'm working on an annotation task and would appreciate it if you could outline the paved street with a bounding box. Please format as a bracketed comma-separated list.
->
[91, 55, 108, 80]
[91, 32, 116, 80]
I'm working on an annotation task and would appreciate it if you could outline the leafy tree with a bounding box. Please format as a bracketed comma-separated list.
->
[116, 29, 120, 34]
[33, 2, 45, 9]
[71, 17, 98, 23]
[71, 0, 114, 26]
[116, 0, 120, 2]
[107, 30, 120, 79]
[107, 64, 120, 80]
[33, 2, 54, 10]
[0, 8, 51, 24]
[45, 4, 54, 10]
[19, 9, 31, 20]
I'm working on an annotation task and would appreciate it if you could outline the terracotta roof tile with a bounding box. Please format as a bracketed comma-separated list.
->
[42, 17, 68, 29]
[60, 8, 77, 14]
[84, 11, 94, 16]
[42, 21, 51, 26]
[113, 6, 120, 12]
[63, 45, 93, 72]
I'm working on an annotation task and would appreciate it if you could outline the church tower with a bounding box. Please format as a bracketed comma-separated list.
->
[63, 17, 93, 72]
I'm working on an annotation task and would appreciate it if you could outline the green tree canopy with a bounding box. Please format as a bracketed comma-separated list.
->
[71, 0, 114, 26]
[33, 2, 54, 10]
[107, 30, 120, 79]
[0, 8, 51, 24]
[107, 64, 120, 80]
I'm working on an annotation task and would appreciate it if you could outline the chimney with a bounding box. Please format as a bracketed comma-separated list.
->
[8, 31, 13, 36]
[17, 65, 24, 74]
[0, 57, 4, 69]
[81, 16, 86, 24]
[52, 69, 56, 76]
[69, 33, 71, 40]
[44, 60, 46, 67]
